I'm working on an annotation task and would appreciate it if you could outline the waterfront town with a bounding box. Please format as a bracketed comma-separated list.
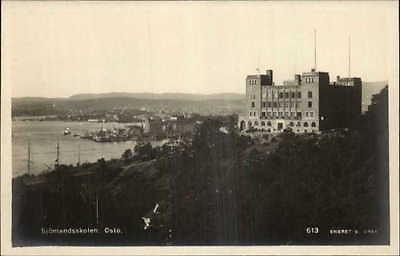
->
[62, 112, 206, 143]
[10, 61, 390, 247]
[14, 65, 364, 146]
[5, 0, 395, 251]
[52, 66, 363, 145]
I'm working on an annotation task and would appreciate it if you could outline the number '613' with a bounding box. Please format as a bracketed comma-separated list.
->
[306, 227, 319, 234]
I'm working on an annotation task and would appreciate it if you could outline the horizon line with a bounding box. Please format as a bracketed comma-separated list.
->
[11, 80, 389, 99]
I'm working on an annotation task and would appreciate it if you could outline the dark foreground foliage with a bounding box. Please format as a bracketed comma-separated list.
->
[12, 87, 389, 246]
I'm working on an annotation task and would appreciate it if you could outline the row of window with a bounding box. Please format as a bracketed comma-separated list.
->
[304, 77, 317, 83]
[261, 101, 300, 108]
[248, 120, 317, 128]
[249, 128, 317, 133]
[259, 91, 313, 99]
[248, 79, 258, 85]
[305, 111, 314, 117]
[250, 111, 315, 118]
[251, 101, 313, 108]
[249, 77, 317, 86]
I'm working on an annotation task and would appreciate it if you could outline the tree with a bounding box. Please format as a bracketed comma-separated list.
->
[121, 149, 133, 162]
[134, 142, 154, 161]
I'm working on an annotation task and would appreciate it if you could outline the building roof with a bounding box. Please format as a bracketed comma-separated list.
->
[301, 70, 329, 76]
[246, 74, 262, 79]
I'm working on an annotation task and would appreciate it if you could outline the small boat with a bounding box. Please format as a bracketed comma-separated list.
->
[64, 128, 71, 135]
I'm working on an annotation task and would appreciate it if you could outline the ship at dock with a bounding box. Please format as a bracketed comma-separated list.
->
[81, 127, 131, 143]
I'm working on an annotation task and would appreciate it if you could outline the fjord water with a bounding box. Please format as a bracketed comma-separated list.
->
[12, 120, 140, 177]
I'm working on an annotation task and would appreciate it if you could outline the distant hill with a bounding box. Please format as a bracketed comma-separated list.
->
[12, 82, 387, 117]
[12, 95, 246, 116]
[69, 92, 245, 101]
[362, 81, 388, 112]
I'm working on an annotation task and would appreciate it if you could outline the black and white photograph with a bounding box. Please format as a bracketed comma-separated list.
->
[1, 1, 398, 255]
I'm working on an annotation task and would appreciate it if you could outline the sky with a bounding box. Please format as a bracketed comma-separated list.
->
[2, 1, 397, 98]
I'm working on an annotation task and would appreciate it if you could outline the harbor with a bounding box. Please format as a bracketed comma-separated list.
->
[12, 120, 167, 177]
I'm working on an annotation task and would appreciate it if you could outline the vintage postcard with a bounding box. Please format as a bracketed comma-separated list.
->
[1, 1, 399, 255]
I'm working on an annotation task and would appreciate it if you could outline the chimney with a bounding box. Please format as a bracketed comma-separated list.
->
[295, 74, 301, 84]
[266, 70, 273, 85]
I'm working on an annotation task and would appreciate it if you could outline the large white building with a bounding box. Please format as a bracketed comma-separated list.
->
[238, 69, 362, 134]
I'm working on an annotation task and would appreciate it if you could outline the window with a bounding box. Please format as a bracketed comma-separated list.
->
[248, 121, 252, 126]
[251, 102, 255, 108]
[261, 112, 266, 117]
[262, 102, 266, 107]
[308, 91, 312, 98]
[267, 102, 272, 107]
[267, 121, 271, 126]
[310, 112, 314, 117]
[285, 92, 289, 98]
[297, 112, 302, 118]
[279, 92, 284, 98]
[297, 92, 301, 98]
[261, 121, 265, 126]
[279, 112, 283, 117]
[254, 121, 259, 126]
[273, 112, 277, 117]
[249, 112, 252, 116]
[291, 112, 295, 117]
[289, 122, 294, 127]
[273, 102, 278, 108]
[311, 122, 316, 127]
[267, 112, 271, 116]
[291, 92, 295, 98]
[308, 101, 312, 108]
[296, 122, 301, 127]
[305, 112, 309, 117]
[304, 122, 309, 127]
[285, 112, 289, 117]
[254, 112, 256, 116]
